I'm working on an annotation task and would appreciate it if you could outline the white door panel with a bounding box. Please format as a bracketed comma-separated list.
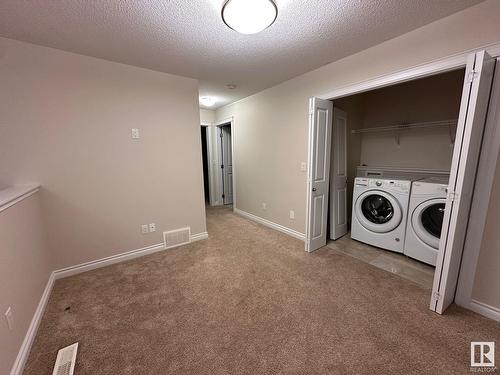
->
[221, 125, 233, 205]
[431, 50, 495, 314]
[306, 98, 333, 252]
[330, 108, 348, 240]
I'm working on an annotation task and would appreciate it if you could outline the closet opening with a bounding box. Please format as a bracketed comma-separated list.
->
[306, 49, 496, 315]
[324, 68, 465, 289]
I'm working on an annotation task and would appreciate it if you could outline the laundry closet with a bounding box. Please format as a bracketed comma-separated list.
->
[325, 68, 466, 285]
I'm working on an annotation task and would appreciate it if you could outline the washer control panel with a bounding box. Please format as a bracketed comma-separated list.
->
[355, 177, 411, 192]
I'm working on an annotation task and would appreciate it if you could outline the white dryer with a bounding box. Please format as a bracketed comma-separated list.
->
[404, 177, 449, 266]
[351, 177, 411, 253]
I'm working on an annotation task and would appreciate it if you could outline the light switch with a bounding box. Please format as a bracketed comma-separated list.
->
[300, 162, 307, 171]
[132, 128, 140, 139]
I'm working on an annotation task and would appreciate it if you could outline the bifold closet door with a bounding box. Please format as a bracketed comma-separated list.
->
[330, 107, 348, 240]
[431, 50, 495, 314]
[306, 98, 333, 252]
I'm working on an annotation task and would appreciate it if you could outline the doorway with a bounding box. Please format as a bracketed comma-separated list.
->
[200, 126, 210, 204]
[199, 119, 235, 208]
[218, 124, 233, 205]
[305, 50, 496, 315]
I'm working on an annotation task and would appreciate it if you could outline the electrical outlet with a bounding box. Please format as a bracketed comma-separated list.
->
[290, 210, 295, 219]
[5, 307, 13, 330]
[141, 224, 149, 234]
[149, 223, 156, 232]
[262, 202, 267, 210]
[300, 162, 307, 171]
[131, 128, 140, 139]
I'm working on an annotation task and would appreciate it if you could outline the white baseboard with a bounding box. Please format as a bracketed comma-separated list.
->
[10, 272, 55, 375]
[190, 232, 209, 242]
[469, 299, 500, 323]
[53, 243, 166, 279]
[234, 208, 305, 241]
[54, 232, 209, 280]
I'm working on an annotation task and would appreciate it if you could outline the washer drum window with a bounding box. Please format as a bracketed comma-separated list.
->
[355, 191, 402, 233]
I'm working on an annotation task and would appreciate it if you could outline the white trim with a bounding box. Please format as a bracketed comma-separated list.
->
[468, 300, 500, 322]
[190, 231, 209, 242]
[234, 208, 305, 241]
[10, 272, 55, 375]
[318, 42, 500, 101]
[53, 232, 209, 279]
[213, 116, 234, 126]
[53, 243, 166, 279]
[200, 121, 212, 126]
[0, 185, 40, 213]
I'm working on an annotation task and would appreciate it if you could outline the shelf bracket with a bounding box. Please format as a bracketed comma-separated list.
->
[448, 123, 455, 145]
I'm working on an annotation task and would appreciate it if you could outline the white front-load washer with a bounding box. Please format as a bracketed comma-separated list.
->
[404, 177, 449, 266]
[351, 177, 411, 253]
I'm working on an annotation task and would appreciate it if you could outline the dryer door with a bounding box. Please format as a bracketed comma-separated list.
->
[354, 190, 402, 233]
[411, 198, 446, 249]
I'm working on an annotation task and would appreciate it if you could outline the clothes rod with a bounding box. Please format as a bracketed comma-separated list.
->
[351, 119, 457, 134]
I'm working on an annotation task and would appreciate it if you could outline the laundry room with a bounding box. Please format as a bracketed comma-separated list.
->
[326, 68, 466, 288]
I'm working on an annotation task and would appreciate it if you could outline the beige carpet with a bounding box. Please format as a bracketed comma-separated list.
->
[24, 206, 499, 374]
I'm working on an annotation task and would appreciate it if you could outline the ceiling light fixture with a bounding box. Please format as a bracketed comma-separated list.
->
[200, 96, 216, 107]
[222, 0, 278, 35]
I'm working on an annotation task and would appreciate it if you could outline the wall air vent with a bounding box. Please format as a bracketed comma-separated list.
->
[163, 227, 191, 249]
[52, 342, 78, 375]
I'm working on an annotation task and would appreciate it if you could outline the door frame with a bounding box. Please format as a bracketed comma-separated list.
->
[306, 43, 500, 316]
[201, 117, 236, 210]
[218, 123, 233, 205]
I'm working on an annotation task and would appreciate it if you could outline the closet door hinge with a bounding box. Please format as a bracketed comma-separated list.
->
[467, 70, 478, 83]
[447, 190, 458, 202]
[433, 291, 441, 302]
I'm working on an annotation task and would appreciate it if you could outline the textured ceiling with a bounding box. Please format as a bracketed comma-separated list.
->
[0, 0, 484, 109]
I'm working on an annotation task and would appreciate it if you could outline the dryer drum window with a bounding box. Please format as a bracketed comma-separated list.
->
[361, 194, 394, 224]
[421, 203, 445, 238]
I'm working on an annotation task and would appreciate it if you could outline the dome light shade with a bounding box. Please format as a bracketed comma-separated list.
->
[222, 0, 278, 35]
[200, 96, 216, 107]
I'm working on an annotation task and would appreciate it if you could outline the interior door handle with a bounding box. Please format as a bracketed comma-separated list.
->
[312, 187, 317, 192]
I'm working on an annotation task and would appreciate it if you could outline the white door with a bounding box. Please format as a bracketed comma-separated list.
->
[330, 108, 348, 240]
[306, 98, 333, 252]
[221, 125, 233, 205]
[431, 50, 495, 314]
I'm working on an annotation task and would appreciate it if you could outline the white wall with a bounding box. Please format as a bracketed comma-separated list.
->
[0, 37, 207, 270]
[0, 193, 52, 375]
[472, 152, 500, 309]
[342, 69, 464, 172]
[200, 108, 215, 124]
[215, 0, 500, 235]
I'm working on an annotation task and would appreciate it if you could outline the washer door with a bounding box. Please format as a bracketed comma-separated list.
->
[411, 198, 446, 249]
[354, 190, 402, 233]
